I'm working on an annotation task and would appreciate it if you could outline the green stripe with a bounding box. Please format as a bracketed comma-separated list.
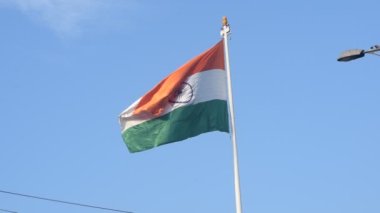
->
[122, 99, 229, 153]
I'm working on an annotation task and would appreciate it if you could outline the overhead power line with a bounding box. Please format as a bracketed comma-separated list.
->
[0, 189, 132, 213]
[0, 208, 17, 213]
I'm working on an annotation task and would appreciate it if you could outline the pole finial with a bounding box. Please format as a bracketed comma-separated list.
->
[222, 16, 229, 27]
[220, 16, 231, 37]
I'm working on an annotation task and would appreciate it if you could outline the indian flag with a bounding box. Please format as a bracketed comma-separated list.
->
[119, 40, 229, 153]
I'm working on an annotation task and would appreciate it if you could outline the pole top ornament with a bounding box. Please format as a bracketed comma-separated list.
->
[222, 16, 229, 27]
[220, 16, 231, 37]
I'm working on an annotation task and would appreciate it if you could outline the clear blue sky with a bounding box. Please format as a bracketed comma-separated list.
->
[1, 0, 380, 212]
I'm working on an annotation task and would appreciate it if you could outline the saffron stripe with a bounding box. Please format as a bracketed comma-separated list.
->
[133, 40, 225, 116]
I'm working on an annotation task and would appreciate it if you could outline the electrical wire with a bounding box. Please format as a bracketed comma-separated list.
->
[0, 208, 17, 213]
[0, 189, 132, 213]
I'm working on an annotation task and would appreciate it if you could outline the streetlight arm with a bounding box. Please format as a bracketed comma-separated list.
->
[364, 46, 380, 54]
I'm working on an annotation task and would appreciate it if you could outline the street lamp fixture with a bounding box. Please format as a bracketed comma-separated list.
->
[337, 45, 380, 62]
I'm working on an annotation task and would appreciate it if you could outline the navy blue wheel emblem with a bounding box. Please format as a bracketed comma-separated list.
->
[169, 82, 194, 103]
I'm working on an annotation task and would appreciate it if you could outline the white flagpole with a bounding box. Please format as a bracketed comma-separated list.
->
[220, 16, 243, 213]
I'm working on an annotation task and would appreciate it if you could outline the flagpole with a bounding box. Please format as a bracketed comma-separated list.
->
[220, 17, 243, 213]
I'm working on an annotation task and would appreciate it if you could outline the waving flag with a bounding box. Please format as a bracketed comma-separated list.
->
[119, 40, 229, 153]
